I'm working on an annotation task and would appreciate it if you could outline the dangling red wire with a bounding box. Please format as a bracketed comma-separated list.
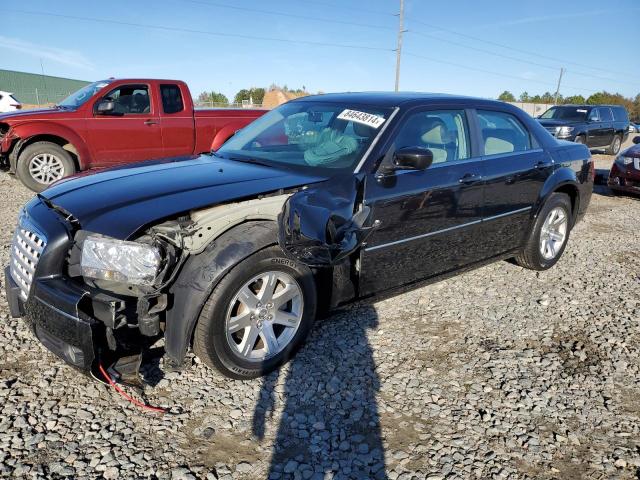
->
[98, 363, 167, 414]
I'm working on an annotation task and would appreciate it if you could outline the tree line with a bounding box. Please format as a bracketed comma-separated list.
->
[498, 90, 640, 120]
[196, 84, 309, 107]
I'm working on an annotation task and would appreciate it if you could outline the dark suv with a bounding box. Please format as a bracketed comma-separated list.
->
[5, 93, 594, 381]
[537, 105, 630, 155]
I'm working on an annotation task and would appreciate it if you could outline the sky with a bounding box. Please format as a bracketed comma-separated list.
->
[2, 0, 639, 102]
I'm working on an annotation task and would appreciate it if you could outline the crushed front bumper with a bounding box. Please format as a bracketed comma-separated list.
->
[5, 267, 102, 370]
[608, 162, 640, 194]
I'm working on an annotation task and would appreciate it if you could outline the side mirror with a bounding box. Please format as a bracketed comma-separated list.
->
[96, 99, 115, 115]
[393, 147, 433, 171]
[633, 136, 640, 145]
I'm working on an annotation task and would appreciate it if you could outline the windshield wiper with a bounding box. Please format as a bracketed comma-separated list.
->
[214, 152, 273, 168]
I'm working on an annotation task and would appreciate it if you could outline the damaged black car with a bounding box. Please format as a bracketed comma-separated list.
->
[5, 93, 594, 380]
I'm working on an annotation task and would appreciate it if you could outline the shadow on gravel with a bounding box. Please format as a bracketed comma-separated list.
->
[252, 305, 387, 479]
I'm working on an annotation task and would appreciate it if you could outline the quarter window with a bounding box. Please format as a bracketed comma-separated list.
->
[477, 110, 531, 155]
[394, 110, 470, 164]
[161, 84, 184, 114]
[102, 85, 150, 115]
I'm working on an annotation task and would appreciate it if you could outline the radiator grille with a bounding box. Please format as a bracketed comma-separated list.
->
[10, 226, 46, 301]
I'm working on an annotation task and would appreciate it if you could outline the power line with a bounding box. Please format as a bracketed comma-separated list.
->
[185, 0, 394, 31]
[405, 17, 639, 80]
[403, 51, 599, 94]
[299, 0, 396, 17]
[5, 9, 395, 53]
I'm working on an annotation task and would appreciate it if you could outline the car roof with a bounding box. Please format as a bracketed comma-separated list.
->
[555, 104, 626, 109]
[290, 91, 506, 108]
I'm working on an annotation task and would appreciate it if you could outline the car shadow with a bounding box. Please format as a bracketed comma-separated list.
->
[252, 304, 387, 479]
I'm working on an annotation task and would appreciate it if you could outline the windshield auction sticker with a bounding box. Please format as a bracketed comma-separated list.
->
[337, 109, 385, 129]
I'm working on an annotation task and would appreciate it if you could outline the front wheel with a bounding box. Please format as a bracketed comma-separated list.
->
[516, 193, 572, 271]
[16, 141, 76, 192]
[193, 246, 317, 379]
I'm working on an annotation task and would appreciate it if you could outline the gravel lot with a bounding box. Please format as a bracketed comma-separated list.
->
[0, 139, 639, 480]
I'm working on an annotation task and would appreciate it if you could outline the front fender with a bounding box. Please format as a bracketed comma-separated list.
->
[164, 221, 277, 365]
[11, 122, 91, 169]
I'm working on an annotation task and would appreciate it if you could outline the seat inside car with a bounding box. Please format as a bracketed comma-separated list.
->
[396, 116, 451, 163]
[483, 128, 517, 155]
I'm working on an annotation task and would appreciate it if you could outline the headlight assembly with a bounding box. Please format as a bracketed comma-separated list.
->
[615, 156, 633, 166]
[80, 235, 161, 286]
[556, 126, 574, 136]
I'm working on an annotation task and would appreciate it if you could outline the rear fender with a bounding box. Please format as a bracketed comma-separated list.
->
[534, 167, 581, 225]
[210, 121, 250, 151]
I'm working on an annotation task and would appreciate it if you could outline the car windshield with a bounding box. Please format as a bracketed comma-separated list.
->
[216, 101, 393, 174]
[540, 106, 589, 122]
[57, 80, 113, 108]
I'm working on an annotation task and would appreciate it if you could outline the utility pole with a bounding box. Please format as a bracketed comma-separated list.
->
[394, 0, 405, 92]
[554, 67, 564, 105]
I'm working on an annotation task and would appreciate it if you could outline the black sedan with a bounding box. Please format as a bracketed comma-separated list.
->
[5, 93, 594, 380]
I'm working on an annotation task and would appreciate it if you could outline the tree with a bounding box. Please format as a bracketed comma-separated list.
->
[197, 91, 229, 106]
[497, 91, 516, 102]
[233, 87, 265, 105]
[540, 92, 555, 104]
[519, 92, 530, 102]
[563, 95, 586, 105]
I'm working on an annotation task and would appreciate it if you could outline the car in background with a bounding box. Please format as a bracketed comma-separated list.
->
[0, 79, 265, 192]
[4, 93, 594, 381]
[0, 91, 22, 113]
[537, 105, 629, 155]
[629, 122, 640, 134]
[609, 136, 640, 195]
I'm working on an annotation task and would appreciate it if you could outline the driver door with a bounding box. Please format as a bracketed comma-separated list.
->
[359, 108, 485, 296]
[86, 83, 163, 166]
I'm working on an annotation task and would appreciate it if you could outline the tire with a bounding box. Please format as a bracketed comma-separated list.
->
[193, 245, 317, 379]
[574, 135, 586, 145]
[515, 193, 572, 271]
[16, 142, 76, 193]
[607, 134, 622, 155]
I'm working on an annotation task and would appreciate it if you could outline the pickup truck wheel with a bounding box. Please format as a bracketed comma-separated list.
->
[515, 193, 572, 271]
[574, 135, 585, 145]
[193, 245, 317, 379]
[17, 142, 76, 192]
[607, 135, 622, 155]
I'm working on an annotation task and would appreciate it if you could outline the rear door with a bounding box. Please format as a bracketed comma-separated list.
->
[359, 107, 485, 296]
[159, 83, 196, 157]
[598, 107, 615, 146]
[86, 83, 163, 165]
[476, 109, 551, 256]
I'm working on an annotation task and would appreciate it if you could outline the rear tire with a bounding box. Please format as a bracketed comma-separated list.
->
[193, 246, 317, 379]
[607, 134, 622, 155]
[16, 142, 76, 192]
[516, 193, 572, 271]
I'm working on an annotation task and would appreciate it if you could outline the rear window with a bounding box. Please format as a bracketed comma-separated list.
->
[612, 106, 629, 122]
[161, 84, 184, 114]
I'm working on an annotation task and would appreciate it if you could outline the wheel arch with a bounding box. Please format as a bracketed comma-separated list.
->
[10, 124, 91, 172]
[535, 168, 581, 226]
[164, 220, 279, 366]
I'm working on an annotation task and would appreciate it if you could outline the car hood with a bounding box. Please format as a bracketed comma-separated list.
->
[40, 155, 328, 239]
[537, 119, 582, 127]
[0, 107, 74, 122]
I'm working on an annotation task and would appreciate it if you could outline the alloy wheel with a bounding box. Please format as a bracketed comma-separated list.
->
[539, 207, 568, 260]
[225, 271, 303, 362]
[28, 153, 65, 184]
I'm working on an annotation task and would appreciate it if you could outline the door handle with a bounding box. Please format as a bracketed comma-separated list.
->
[144, 120, 159, 126]
[458, 173, 482, 185]
[535, 161, 552, 169]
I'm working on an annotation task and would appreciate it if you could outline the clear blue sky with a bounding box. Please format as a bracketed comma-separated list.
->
[2, 0, 639, 101]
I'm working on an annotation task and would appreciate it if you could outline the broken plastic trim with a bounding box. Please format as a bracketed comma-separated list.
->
[278, 175, 378, 266]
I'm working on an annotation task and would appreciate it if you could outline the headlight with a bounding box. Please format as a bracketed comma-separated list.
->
[616, 156, 633, 166]
[81, 235, 161, 285]
[556, 126, 574, 136]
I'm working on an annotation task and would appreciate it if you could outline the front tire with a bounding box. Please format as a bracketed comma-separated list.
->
[574, 135, 586, 145]
[516, 193, 572, 271]
[16, 142, 76, 192]
[193, 246, 317, 379]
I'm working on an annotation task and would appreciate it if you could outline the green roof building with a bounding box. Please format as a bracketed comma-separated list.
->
[0, 69, 90, 105]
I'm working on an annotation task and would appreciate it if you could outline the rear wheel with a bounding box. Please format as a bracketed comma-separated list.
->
[607, 134, 622, 155]
[16, 142, 76, 192]
[516, 193, 572, 271]
[193, 246, 317, 379]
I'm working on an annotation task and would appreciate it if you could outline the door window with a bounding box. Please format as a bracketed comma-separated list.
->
[588, 109, 600, 122]
[102, 85, 151, 115]
[598, 107, 613, 122]
[393, 110, 470, 164]
[161, 84, 184, 114]
[477, 110, 531, 155]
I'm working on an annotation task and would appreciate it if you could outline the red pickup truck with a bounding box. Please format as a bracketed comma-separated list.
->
[0, 79, 266, 191]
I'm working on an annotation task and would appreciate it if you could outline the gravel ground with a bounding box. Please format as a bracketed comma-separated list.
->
[0, 139, 639, 480]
